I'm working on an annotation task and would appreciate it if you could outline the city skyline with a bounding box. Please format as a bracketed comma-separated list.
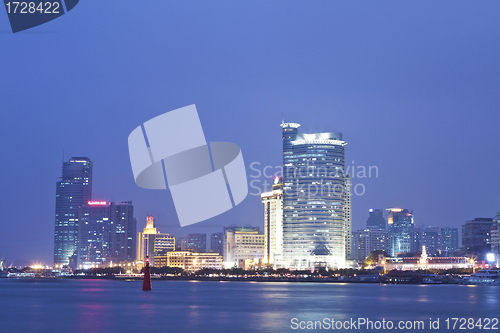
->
[1, 2, 500, 265]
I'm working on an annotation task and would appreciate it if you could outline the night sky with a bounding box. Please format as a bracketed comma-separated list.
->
[1, 1, 499, 266]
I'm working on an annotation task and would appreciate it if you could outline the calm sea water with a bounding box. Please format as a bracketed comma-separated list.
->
[1, 279, 499, 332]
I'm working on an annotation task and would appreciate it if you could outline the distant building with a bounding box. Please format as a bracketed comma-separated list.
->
[462, 218, 495, 255]
[137, 216, 175, 262]
[261, 177, 283, 265]
[77, 201, 112, 267]
[440, 227, 459, 255]
[383, 256, 472, 271]
[154, 251, 223, 271]
[187, 234, 207, 253]
[54, 157, 93, 266]
[77, 201, 137, 268]
[409, 227, 422, 254]
[344, 174, 352, 260]
[387, 208, 414, 256]
[421, 227, 440, 256]
[110, 202, 136, 263]
[352, 229, 390, 262]
[490, 214, 500, 256]
[223, 227, 264, 267]
[491, 223, 499, 255]
[210, 232, 223, 254]
[366, 209, 386, 231]
[178, 236, 188, 251]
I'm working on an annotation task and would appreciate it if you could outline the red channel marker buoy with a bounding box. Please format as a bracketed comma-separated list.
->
[142, 256, 152, 291]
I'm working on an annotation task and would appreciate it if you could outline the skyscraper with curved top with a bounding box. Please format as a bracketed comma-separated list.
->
[281, 122, 348, 269]
[54, 157, 93, 266]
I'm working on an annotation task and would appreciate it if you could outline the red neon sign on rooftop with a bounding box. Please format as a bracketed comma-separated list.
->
[87, 201, 107, 206]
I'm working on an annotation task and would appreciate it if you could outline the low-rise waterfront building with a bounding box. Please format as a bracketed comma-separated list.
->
[153, 251, 223, 272]
[382, 256, 472, 271]
[223, 227, 264, 268]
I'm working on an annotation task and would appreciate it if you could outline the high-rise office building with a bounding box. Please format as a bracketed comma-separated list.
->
[421, 227, 441, 256]
[111, 201, 137, 263]
[366, 209, 386, 231]
[344, 174, 352, 260]
[351, 229, 390, 262]
[137, 216, 175, 264]
[187, 234, 207, 253]
[491, 223, 499, 256]
[77, 201, 137, 268]
[54, 157, 93, 266]
[462, 217, 495, 255]
[387, 208, 414, 256]
[261, 176, 283, 265]
[281, 122, 348, 269]
[77, 201, 113, 267]
[440, 227, 459, 254]
[210, 232, 223, 254]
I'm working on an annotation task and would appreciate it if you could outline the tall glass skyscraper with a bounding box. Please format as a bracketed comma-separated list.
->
[54, 157, 93, 266]
[386, 208, 414, 256]
[281, 122, 348, 269]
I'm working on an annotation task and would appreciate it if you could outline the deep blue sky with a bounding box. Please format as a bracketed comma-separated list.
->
[1, 1, 499, 265]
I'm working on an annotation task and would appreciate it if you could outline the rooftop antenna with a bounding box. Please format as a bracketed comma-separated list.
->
[281, 112, 284, 126]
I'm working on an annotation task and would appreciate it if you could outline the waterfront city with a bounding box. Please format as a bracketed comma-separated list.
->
[2, 2, 500, 333]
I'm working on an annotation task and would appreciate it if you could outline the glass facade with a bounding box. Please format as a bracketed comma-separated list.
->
[210, 232, 223, 254]
[440, 227, 459, 254]
[54, 157, 93, 266]
[281, 123, 348, 269]
[187, 233, 207, 253]
[77, 201, 137, 268]
[77, 202, 112, 267]
[367, 209, 386, 231]
[386, 208, 414, 256]
[111, 202, 136, 262]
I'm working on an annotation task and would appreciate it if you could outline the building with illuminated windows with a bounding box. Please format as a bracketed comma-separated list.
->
[111, 201, 137, 263]
[352, 229, 391, 262]
[77, 201, 137, 268]
[462, 217, 495, 255]
[440, 227, 459, 254]
[222, 227, 264, 268]
[210, 232, 223, 254]
[186, 233, 207, 252]
[344, 174, 352, 260]
[77, 201, 112, 267]
[153, 251, 223, 271]
[54, 157, 93, 266]
[261, 176, 283, 266]
[281, 122, 349, 269]
[387, 208, 414, 256]
[137, 216, 175, 262]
